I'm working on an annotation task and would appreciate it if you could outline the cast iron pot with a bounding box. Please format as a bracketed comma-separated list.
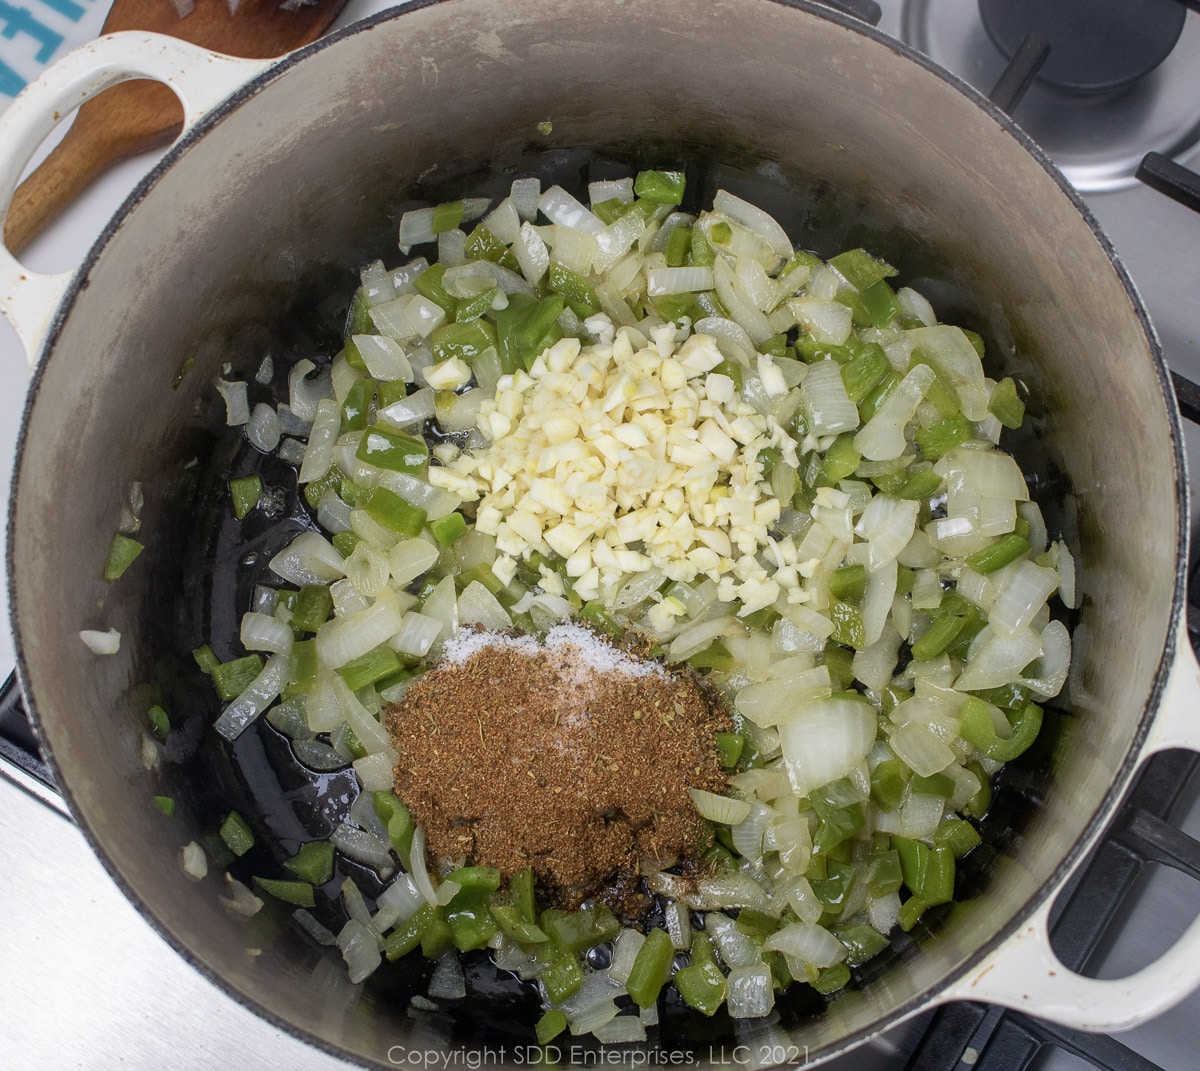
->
[3, 1, 1200, 1067]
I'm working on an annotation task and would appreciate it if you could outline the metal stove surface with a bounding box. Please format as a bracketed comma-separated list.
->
[2, 1, 1200, 1068]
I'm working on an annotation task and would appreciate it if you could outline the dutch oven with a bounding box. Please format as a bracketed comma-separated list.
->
[2, 0, 1200, 1066]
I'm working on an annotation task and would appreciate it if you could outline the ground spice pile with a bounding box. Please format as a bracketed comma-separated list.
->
[386, 623, 730, 901]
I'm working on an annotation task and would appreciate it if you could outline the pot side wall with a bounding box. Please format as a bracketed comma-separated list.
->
[11, 0, 1180, 1064]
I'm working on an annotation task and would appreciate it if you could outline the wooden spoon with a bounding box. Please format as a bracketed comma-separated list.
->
[3, 0, 350, 255]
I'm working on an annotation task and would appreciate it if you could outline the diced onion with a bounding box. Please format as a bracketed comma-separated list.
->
[862, 558, 897, 645]
[690, 787, 751, 826]
[790, 297, 853, 347]
[409, 826, 437, 905]
[854, 363, 934, 461]
[293, 738, 348, 771]
[316, 588, 405, 669]
[713, 190, 793, 259]
[398, 207, 436, 250]
[438, 229, 466, 268]
[852, 625, 902, 693]
[889, 721, 956, 777]
[589, 178, 634, 205]
[443, 260, 534, 297]
[377, 874, 424, 926]
[352, 334, 412, 382]
[341, 876, 376, 933]
[513, 222, 550, 285]
[613, 568, 666, 611]
[706, 912, 765, 968]
[388, 539, 441, 587]
[538, 185, 604, 236]
[181, 841, 208, 882]
[989, 561, 1059, 636]
[687, 875, 774, 914]
[481, 197, 520, 244]
[80, 628, 121, 655]
[331, 823, 395, 875]
[508, 177, 541, 220]
[215, 378, 249, 426]
[457, 581, 512, 631]
[270, 531, 345, 586]
[856, 495, 920, 573]
[429, 953, 467, 1000]
[376, 470, 460, 520]
[907, 326, 987, 418]
[298, 398, 341, 484]
[378, 385, 435, 430]
[214, 652, 288, 740]
[779, 698, 876, 796]
[1020, 619, 1071, 698]
[693, 316, 754, 362]
[897, 286, 936, 327]
[239, 611, 293, 655]
[735, 667, 832, 727]
[763, 922, 847, 968]
[338, 919, 382, 984]
[956, 625, 1044, 692]
[713, 257, 774, 344]
[360, 260, 395, 305]
[219, 875, 264, 919]
[801, 360, 859, 435]
[346, 541, 392, 598]
[646, 266, 714, 296]
[666, 616, 741, 662]
[316, 490, 353, 535]
[731, 800, 774, 862]
[665, 900, 692, 950]
[332, 678, 394, 756]
[331, 577, 370, 616]
[352, 752, 395, 792]
[278, 437, 306, 465]
[436, 388, 490, 433]
[901, 792, 947, 840]
[593, 1017, 646, 1045]
[607, 927, 645, 985]
[246, 403, 281, 453]
[289, 359, 332, 422]
[565, 998, 621, 1037]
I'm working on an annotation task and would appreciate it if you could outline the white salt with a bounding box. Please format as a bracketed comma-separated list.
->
[543, 622, 666, 679]
[441, 628, 539, 664]
[441, 621, 666, 680]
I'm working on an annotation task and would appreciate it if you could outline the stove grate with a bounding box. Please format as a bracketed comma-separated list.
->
[0, 669, 52, 789]
[1138, 152, 1200, 216]
[903, 748, 1200, 1071]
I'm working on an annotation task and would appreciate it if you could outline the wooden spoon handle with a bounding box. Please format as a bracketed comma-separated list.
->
[3, 81, 183, 257]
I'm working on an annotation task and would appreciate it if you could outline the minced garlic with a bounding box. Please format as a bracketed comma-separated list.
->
[429, 323, 806, 620]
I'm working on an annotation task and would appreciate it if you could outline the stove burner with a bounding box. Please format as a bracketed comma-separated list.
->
[979, 0, 1187, 95]
[900, 0, 1200, 191]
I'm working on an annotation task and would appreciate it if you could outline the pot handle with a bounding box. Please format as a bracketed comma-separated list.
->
[0, 33, 271, 365]
[941, 629, 1200, 1030]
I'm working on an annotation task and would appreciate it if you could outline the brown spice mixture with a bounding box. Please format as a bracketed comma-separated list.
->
[385, 632, 730, 903]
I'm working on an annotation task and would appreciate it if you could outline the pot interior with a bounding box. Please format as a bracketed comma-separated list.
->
[10, 0, 1182, 1064]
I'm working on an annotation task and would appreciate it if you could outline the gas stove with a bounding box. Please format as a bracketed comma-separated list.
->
[2, 1, 1200, 1068]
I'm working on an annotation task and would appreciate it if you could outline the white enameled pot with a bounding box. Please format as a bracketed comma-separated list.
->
[3, 2, 1200, 1067]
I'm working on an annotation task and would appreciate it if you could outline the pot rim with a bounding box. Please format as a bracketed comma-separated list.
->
[7, 0, 1189, 1065]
